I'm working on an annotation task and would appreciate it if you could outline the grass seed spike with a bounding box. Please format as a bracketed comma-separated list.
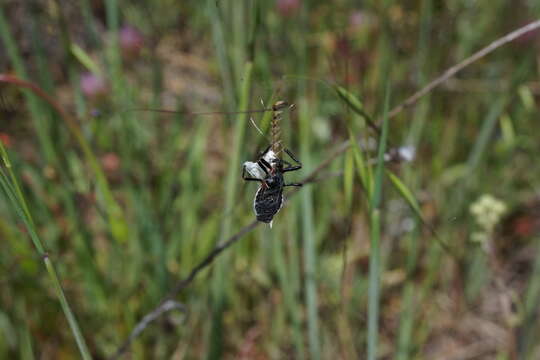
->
[242, 100, 302, 227]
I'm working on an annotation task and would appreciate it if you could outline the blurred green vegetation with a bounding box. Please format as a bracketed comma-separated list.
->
[1, 0, 540, 359]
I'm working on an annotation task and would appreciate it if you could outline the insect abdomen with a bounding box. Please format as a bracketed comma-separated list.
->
[254, 186, 283, 223]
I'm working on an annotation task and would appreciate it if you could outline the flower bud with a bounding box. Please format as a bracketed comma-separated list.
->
[120, 25, 145, 59]
[276, 0, 301, 17]
[80, 72, 108, 101]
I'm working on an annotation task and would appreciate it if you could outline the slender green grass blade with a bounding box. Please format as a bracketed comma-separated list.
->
[367, 209, 381, 360]
[0, 144, 92, 360]
[336, 85, 375, 198]
[298, 97, 321, 360]
[344, 149, 355, 211]
[209, 61, 253, 359]
[0, 7, 56, 162]
[272, 227, 305, 359]
[367, 81, 391, 360]
[386, 170, 422, 216]
[71, 44, 101, 74]
[335, 86, 374, 126]
[371, 89, 391, 208]
[350, 131, 374, 198]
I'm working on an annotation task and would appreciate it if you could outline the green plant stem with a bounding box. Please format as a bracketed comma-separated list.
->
[0, 144, 92, 360]
[0, 7, 55, 162]
[298, 97, 321, 360]
[367, 209, 381, 360]
[208, 61, 253, 359]
[367, 82, 391, 360]
[43, 257, 92, 360]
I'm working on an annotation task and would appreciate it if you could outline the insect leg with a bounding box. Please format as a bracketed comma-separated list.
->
[259, 144, 272, 158]
[281, 159, 301, 172]
[281, 160, 293, 167]
[258, 158, 271, 174]
[242, 176, 263, 182]
[284, 148, 302, 164]
[284, 183, 303, 187]
[283, 165, 302, 172]
[282, 148, 302, 172]
[280, 159, 301, 172]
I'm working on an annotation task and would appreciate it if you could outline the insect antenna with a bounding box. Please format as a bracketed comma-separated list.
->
[249, 116, 273, 145]
[124, 107, 273, 117]
[127, 102, 296, 150]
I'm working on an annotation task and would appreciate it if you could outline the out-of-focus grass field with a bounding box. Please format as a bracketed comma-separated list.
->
[1, 0, 540, 359]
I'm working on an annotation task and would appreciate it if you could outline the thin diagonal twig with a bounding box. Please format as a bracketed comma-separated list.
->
[162, 220, 260, 302]
[387, 19, 540, 120]
[110, 19, 540, 359]
[110, 300, 186, 359]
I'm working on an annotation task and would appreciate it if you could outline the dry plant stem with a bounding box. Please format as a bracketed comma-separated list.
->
[110, 300, 186, 359]
[0, 75, 77, 131]
[387, 19, 540, 120]
[163, 221, 260, 302]
[111, 20, 540, 358]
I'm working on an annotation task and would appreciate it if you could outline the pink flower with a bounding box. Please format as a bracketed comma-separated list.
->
[101, 152, 120, 173]
[119, 25, 145, 59]
[276, 0, 301, 17]
[80, 72, 108, 100]
[0, 132, 12, 148]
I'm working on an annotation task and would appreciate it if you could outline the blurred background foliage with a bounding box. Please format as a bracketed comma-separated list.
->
[1, 0, 540, 359]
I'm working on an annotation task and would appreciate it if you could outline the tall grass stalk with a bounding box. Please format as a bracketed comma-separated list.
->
[271, 227, 305, 359]
[0, 8, 55, 162]
[396, 2, 432, 354]
[396, 224, 420, 360]
[367, 82, 391, 360]
[208, 0, 236, 108]
[299, 98, 321, 360]
[0, 144, 92, 360]
[15, 300, 34, 360]
[209, 61, 253, 359]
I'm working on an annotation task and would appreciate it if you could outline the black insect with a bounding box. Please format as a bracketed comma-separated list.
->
[242, 145, 303, 225]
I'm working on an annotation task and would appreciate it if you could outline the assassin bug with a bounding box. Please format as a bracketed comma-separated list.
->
[241, 100, 302, 226]
[242, 145, 302, 225]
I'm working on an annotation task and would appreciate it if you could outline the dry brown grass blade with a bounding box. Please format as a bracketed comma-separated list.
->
[387, 19, 540, 120]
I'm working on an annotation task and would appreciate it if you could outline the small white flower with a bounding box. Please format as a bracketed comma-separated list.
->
[398, 146, 416, 162]
[469, 194, 507, 233]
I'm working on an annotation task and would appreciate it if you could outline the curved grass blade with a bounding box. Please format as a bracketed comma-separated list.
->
[0, 74, 128, 243]
[0, 144, 92, 360]
[335, 85, 380, 135]
[386, 170, 422, 215]
[386, 169, 455, 256]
